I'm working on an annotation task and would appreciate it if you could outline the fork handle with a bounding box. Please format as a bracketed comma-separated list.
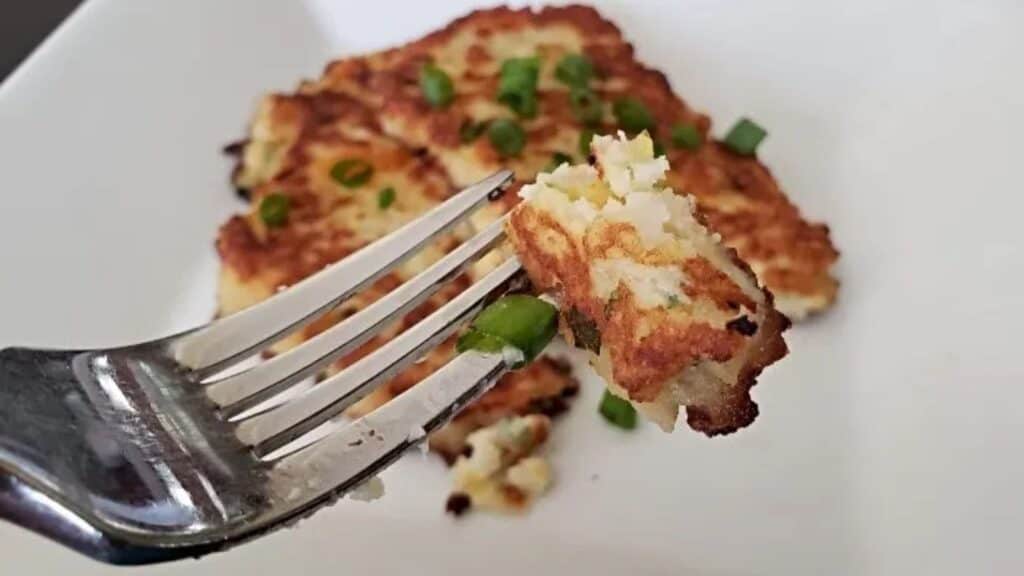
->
[0, 346, 240, 564]
[0, 470, 114, 560]
[0, 347, 149, 563]
[0, 348, 93, 494]
[0, 347, 109, 558]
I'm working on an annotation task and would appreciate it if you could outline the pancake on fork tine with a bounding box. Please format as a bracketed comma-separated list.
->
[507, 132, 789, 434]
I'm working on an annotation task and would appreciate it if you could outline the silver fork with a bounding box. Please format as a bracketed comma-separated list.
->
[0, 170, 524, 565]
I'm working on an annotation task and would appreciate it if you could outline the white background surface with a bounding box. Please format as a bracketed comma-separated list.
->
[0, 0, 1021, 574]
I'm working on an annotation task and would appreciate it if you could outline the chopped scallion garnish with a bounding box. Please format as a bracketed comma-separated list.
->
[670, 123, 702, 150]
[612, 97, 655, 135]
[722, 117, 767, 156]
[259, 193, 290, 228]
[455, 329, 507, 355]
[598, 389, 637, 430]
[456, 295, 558, 368]
[497, 57, 541, 118]
[330, 159, 374, 188]
[377, 186, 396, 210]
[555, 53, 594, 88]
[487, 118, 526, 158]
[419, 63, 454, 108]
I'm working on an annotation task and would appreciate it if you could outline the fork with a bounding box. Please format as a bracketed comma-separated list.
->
[0, 170, 524, 565]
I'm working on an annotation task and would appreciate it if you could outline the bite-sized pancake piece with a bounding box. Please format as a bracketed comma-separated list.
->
[296, 4, 838, 319]
[218, 92, 578, 464]
[446, 414, 553, 516]
[507, 132, 789, 434]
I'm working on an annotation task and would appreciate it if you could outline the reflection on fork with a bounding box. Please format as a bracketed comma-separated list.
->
[0, 170, 522, 565]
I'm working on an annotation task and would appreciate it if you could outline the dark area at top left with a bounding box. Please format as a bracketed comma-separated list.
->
[0, 1, 83, 82]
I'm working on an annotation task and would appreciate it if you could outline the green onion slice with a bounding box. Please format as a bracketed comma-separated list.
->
[598, 389, 637, 430]
[259, 193, 290, 228]
[456, 294, 558, 368]
[501, 91, 538, 119]
[722, 117, 767, 156]
[612, 97, 655, 134]
[330, 159, 374, 188]
[487, 118, 526, 158]
[497, 57, 541, 118]
[377, 186, 396, 210]
[555, 53, 594, 88]
[455, 329, 508, 355]
[420, 63, 455, 108]
[670, 123, 702, 150]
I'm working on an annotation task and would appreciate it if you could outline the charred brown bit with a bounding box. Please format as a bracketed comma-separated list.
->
[566, 307, 601, 353]
[223, 139, 248, 156]
[445, 492, 472, 517]
[725, 315, 758, 336]
[527, 395, 570, 418]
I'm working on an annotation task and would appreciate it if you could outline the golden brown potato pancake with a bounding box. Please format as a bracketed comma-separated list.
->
[298, 4, 839, 318]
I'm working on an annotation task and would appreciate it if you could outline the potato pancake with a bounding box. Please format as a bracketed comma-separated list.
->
[298, 5, 839, 319]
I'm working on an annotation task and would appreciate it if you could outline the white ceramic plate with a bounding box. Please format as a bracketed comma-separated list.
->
[1, 0, 1021, 574]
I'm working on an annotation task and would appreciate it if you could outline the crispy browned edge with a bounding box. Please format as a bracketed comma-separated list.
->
[686, 303, 789, 434]
[218, 91, 457, 287]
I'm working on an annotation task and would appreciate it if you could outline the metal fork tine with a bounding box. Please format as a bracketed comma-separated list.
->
[265, 350, 508, 505]
[234, 258, 523, 457]
[171, 169, 513, 377]
[206, 218, 508, 417]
